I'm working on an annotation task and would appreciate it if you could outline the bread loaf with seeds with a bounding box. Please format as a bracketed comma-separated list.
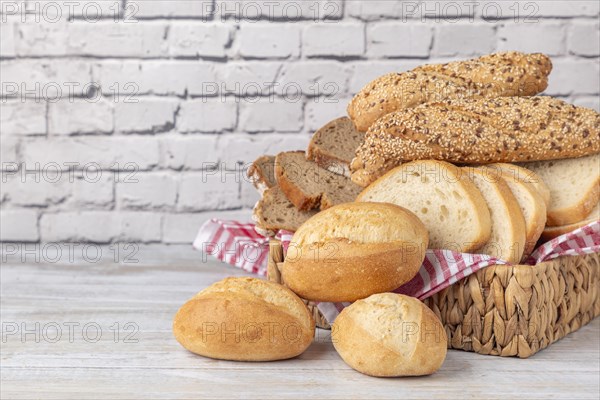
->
[348, 51, 552, 132]
[350, 96, 600, 187]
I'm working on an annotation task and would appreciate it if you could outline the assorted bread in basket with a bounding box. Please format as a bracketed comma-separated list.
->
[174, 51, 599, 376]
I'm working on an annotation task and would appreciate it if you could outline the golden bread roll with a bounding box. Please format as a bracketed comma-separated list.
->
[173, 277, 315, 361]
[332, 293, 447, 377]
[281, 202, 428, 302]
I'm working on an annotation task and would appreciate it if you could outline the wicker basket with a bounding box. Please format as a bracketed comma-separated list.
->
[267, 240, 600, 358]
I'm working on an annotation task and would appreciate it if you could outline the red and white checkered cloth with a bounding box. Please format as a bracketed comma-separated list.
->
[193, 219, 600, 324]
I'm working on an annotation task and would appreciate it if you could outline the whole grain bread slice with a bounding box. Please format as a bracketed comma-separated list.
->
[540, 203, 599, 241]
[306, 117, 365, 178]
[252, 186, 317, 236]
[517, 154, 600, 226]
[247, 155, 276, 195]
[275, 151, 362, 211]
[463, 167, 527, 263]
[356, 160, 492, 253]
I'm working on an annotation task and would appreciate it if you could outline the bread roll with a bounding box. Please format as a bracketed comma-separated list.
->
[351, 96, 600, 187]
[332, 293, 447, 377]
[173, 277, 315, 361]
[348, 51, 551, 132]
[281, 202, 428, 302]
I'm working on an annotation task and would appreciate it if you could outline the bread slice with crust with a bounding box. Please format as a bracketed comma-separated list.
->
[275, 151, 362, 211]
[463, 167, 527, 263]
[487, 163, 550, 207]
[481, 167, 547, 258]
[247, 155, 276, 195]
[252, 186, 317, 236]
[306, 117, 365, 178]
[517, 154, 600, 226]
[356, 160, 492, 253]
[541, 203, 599, 241]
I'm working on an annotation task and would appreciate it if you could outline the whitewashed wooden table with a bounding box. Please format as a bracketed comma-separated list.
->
[1, 245, 599, 399]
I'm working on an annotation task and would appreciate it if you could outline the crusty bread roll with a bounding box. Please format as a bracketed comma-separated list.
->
[281, 202, 428, 302]
[351, 96, 600, 187]
[348, 51, 551, 132]
[332, 293, 447, 377]
[173, 277, 315, 361]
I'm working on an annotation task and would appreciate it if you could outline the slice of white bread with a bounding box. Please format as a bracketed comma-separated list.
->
[482, 167, 547, 258]
[252, 186, 318, 236]
[463, 167, 527, 263]
[247, 155, 276, 195]
[517, 154, 599, 226]
[306, 117, 365, 178]
[356, 160, 492, 253]
[487, 163, 550, 207]
[275, 151, 362, 211]
[541, 203, 599, 242]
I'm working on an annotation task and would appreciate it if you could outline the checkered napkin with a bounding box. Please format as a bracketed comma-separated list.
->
[193, 219, 600, 323]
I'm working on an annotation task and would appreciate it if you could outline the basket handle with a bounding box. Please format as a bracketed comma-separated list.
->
[267, 240, 284, 284]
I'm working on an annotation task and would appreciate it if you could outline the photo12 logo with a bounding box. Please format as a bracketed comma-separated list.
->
[1, 321, 140, 344]
[1, 1, 138, 23]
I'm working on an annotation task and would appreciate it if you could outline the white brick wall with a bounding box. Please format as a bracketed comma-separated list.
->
[1, 0, 599, 244]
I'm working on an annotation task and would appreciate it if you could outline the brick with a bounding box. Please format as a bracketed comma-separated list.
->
[48, 98, 113, 135]
[347, 60, 423, 93]
[115, 98, 178, 133]
[278, 61, 350, 96]
[305, 99, 351, 132]
[241, 179, 260, 208]
[303, 23, 365, 57]
[346, 1, 404, 20]
[117, 172, 177, 209]
[160, 136, 219, 170]
[546, 59, 600, 96]
[0, 19, 16, 57]
[534, 1, 599, 17]
[66, 0, 122, 19]
[0, 137, 19, 166]
[169, 23, 231, 58]
[133, 0, 214, 18]
[0, 209, 39, 242]
[16, 21, 69, 56]
[1, 173, 69, 206]
[571, 96, 600, 112]
[40, 211, 162, 243]
[0, 100, 46, 136]
[568, 22, 600, 56]
[238, 99, 303, 132]
[367, 23, 432, 58]
[67, 22, 168, 57]
[497, 23, 565, 56]
[238, 23, 300, 59]
[215, 61, 281, 97]
[178, 99, 237, 133]
[94, 60, 217, 97]
[22, 137, 160, 170]
[178, 172, 241, 211]
[66, 173, 114, 208]
[434, 24, 496, 57]
[162, 209, 251, 244]
[214, 0, 343, 21]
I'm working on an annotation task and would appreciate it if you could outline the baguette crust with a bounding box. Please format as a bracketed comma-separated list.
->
[351, 96, 600, 187]
[348, 51, 552, 132]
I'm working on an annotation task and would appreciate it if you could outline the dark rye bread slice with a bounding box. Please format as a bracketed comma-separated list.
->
[306, 117, 365, 178]
[275, 151, 362, 211]
[252, 186, 317, 236]
[247, 155, 276, 195]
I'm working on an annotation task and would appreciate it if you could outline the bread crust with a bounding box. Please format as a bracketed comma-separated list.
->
[351, 97, 600, 187]
[248, 155, 276, 195]
[546, 177, 599, 226]
[332, 293, 447, 377]
[252, 186, 317, 235]
[173, 277, 315, 361]
[348, 51, 552, 132]
[488, 163, 551, 207]
[541, 203, 599, 241]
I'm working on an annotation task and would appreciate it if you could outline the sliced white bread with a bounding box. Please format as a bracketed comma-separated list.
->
[252, 186, 318, 236]
[247, 155, 276, 195]
[275, 151, 362, 211]
[356, 160, 492, 253]
[306, 117, 365, 178]
[463, 167, 527, 263]
[517, 154, 599, 226]
[541, 203, 599, 242]
[481, 167, 547, 259]
[487, 163, 551, 207]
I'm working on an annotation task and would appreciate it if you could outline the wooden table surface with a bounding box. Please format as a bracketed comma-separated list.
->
[1, 245, 599, 400]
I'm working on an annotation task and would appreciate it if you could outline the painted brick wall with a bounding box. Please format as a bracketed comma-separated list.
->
[1, 0, 599, 244]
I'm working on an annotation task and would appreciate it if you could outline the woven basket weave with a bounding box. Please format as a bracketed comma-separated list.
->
[267, 240, 600, 358]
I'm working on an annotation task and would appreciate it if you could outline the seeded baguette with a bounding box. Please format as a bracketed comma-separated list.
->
[351, 96, 600, 187]
[348, 51, 552, 132]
